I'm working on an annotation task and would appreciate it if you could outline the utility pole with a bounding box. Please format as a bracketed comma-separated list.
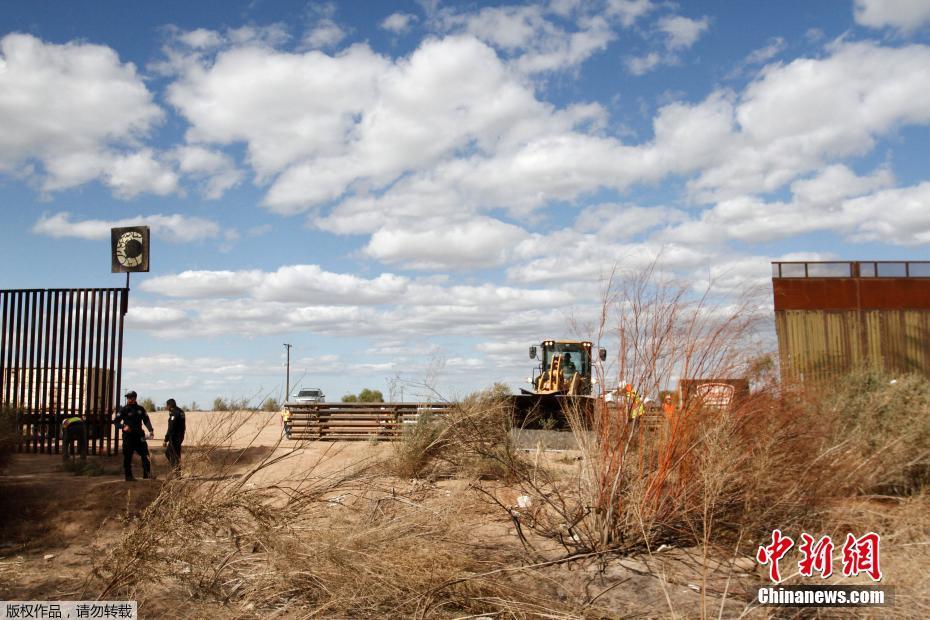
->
[283, 343, 293, 403]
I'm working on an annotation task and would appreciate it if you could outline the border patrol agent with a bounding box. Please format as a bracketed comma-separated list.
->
[61, 415, 88, 461]
[114, 390, 154, 481]
[163, 398, 186, 472]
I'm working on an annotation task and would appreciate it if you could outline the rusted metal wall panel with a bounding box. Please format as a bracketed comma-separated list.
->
[773, 261, 930, 381]
[776, 309, 930, 381]
[0, 288, 126, 455]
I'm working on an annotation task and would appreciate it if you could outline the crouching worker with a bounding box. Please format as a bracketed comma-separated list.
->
[114, 390, 154, 481]
[163, 398, 186, 474]
[61, 415, 88, 462]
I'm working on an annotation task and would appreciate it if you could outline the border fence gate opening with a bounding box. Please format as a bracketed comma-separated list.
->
[1, 288, 128, 456]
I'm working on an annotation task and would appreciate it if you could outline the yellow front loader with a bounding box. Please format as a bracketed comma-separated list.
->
[512, 339, 606, 427]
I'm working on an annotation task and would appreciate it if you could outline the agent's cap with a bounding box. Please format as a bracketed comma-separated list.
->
[124, 390, 137, 399]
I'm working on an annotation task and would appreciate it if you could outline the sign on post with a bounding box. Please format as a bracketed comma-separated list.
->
[110, 226, 150, 273]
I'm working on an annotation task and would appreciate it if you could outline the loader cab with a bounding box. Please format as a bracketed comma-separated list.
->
[528, 340, 606, 395]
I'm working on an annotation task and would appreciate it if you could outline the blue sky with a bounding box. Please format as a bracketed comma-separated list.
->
[2, 0, 930, 407]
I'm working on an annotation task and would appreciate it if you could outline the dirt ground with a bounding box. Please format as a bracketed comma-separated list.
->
[1, 410, 919, 618]
[0, 411, 391, 601]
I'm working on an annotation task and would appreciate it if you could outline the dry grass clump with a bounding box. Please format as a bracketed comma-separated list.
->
[501, 263, 774, 558]
[830, 493, 930, 617]
[808, 369, 930, 495]
[89, 412, 556, 619]
[390, 389, 524, 481]
[490, 392, 821, 558]
[390, 412, 448, 479]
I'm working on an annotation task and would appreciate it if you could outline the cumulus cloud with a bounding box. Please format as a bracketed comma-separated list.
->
[435, 3, 617, 74]
[125, 306, 189, 330]
[657, 15, 710, 50]
[364, 218, 530, 270]
[687, 41, 930, 202]
[0, 33, 166, 196]
[575, 204, 688, 239]
[854, 0, 930, 32]
[689, 251, 833, 296]
[128, 295, 573, 341]
[124, 353, 278, 377]
[177, 28, 223, 49]
[33, 212, 222, 242]
[623, 13, 709, 74]
[303, 20, 347, 49]
[508, 226, 710, 284]
[155, 21, 930, 282]
[667, 165, 906, 245]
[105, 149, 179, 197]
[745, 37, 786, 65]
[166, 42, 388, 185]
[141, 263, 568, 311]
[626, 52, 662, 75]
[843, 182, 930, 245]
[131, 260, 588, 342]
[140, 270, 265, 298]
[171, 145, 243, 198]
[381, 12, 417, 34]
[605, 0, 656, 27]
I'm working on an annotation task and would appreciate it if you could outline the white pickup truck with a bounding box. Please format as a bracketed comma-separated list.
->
[290, 388, 325, 404]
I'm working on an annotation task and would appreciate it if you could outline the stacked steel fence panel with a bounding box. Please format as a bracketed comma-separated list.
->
[0, 288, 127, 455]
[284, 402, 452, 441]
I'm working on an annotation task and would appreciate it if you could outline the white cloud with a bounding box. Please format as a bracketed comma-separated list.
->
[226, 24, 291, 48]
[626, 52, 662, 75]
[724, 37, 787, 80]
[745, 37, 786, 65]
[32, 212, 222, 242]
[508, 228, 709, 284]
[124, 353, 279, 377]
[606, 0, 656, 27]
[381, 12, 417, 33]
[140, 269, 265, 298]
[158, 26, 930, 278]
[843, 182, 930, 245]
[657, 15, 710, 50]
[436, 5, 616, 74]
[172, 145, 243, 198]
[575, 204, 688, 239]
[245, 36, 567, 214]
[667, 165, 907, 245]
[621, 14, 709, 75]
[0, 33, 165, 196]
[105, 149, 179, 198]
[854, 0, 930, 33]
[125, 306, 189, 330]
[177, 28, 223, 49]
[363, 218, 530, 269]
[688, 41, 930, 201]
[133, 261, 585, 342]
[303, 20, 347, 49]
[166, 42, 389, 184]
[690, 251, 832, 296]
[141, 263, 570, 310]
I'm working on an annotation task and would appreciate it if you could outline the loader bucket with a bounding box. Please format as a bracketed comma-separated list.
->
[509, 393, 595, 430]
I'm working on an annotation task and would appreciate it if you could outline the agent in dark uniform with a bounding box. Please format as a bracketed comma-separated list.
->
[163, 398, 186, 472]
[114, 390, 154, 481]
[61, 415, 88, 461]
